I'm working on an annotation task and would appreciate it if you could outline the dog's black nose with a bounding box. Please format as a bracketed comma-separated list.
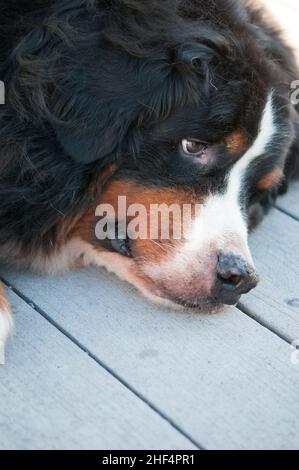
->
[216, 253, 259, 304]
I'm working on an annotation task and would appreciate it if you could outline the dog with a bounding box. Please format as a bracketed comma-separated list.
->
[0, 0, 299, 362]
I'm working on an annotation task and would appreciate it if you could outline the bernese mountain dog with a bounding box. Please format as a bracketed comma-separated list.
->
[0, 0, 298, 362]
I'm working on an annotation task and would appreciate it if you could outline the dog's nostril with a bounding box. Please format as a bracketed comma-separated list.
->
[217, 252, 258, 296]
[217, 272, 241, 290]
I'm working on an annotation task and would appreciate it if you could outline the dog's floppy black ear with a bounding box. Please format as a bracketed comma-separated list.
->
[53, 118, 127, 165]
[8, 1, 129, 166]
[50, 71, 136, 165]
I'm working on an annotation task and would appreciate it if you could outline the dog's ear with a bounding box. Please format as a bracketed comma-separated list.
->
[8, 1, 130, 166]
[54, 126, 117, 165]
[52, 110, 130, 165]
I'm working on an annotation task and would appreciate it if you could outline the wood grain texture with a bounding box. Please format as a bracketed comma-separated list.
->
[276, 181, 299, 221]
[3, 267, 299, 450]
[241, 208, 299, 341]
[0, 290, 196, 450]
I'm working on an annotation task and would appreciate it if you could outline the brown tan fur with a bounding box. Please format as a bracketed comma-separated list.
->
[71, 178, 201, 264]
[0, 283, 9, 312]
[225, 129, 249, 156]
[258, 167, 284, 190]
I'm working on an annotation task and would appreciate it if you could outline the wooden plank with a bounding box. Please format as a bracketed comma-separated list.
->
[0, 289, 196, 450]
[241, 208, 299, 341]
[2, 267, 299, 450]
[276, 181, 299, 221]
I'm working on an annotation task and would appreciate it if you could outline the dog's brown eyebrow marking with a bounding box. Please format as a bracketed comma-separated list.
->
[258, 167, 284, 190]
[0, 283, 9, 312]
[224, 129, 248, 156]
[99, 163, 118, 181]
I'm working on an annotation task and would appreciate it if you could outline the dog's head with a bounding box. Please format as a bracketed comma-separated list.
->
[10, 0, 298, 309]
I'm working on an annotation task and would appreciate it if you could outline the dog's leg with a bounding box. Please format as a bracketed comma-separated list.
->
[0, 282, 13, 365]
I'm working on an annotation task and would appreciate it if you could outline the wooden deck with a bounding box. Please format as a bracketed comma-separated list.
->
[1, 1, 299, 451]
[1, 187, 298, 451]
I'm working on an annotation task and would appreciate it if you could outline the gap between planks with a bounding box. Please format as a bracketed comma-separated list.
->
[1, 268, 293, 361]
[275, 205, 299, 223]
[1, 198, 298, 448]
[237, 302, 293, 345]
[0, 276, 204, 451]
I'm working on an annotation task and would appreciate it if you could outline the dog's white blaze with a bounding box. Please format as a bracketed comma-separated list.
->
[228, 92, 276, 199]
[185, 93, 276, 260]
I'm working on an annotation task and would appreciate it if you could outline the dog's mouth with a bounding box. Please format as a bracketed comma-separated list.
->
[99, 245, 239, 312]
[159, 297, 229, 313]
[98, 230, 251, 312]
[155, 287, 241, 312]
[163, 294, 240, 310]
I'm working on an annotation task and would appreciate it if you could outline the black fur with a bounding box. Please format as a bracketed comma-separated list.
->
[0, 0, 298, 258]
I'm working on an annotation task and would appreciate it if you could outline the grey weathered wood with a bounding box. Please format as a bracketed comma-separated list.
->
[241, 208, 299, 341]
[3, 266, 299, 450]
[0, 289, 196, 450]
[276, 181, 299, 220]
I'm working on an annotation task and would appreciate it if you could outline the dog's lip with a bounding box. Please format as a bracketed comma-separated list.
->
[129, 255, 245, 311]
[167, 293, 241, 310]
[158, 295, 228, 312]
[131, 265, 234, 312]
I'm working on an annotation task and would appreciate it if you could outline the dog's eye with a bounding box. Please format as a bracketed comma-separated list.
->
[181, 139, 208, 157]
[111, 236, 132, 257]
